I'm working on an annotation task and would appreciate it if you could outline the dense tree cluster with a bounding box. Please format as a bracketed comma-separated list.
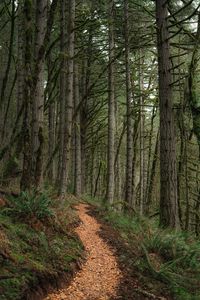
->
[0, 0, 199, 231]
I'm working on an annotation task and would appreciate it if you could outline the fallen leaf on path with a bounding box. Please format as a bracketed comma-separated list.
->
[44, 204, 122, 300]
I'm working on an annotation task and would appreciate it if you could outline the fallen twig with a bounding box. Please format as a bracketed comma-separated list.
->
[134, 287, 166, 299]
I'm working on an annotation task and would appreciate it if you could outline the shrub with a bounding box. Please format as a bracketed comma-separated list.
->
[141, 230, 200, 297]
[98, 206, 200, 298]
[2, 190, 53, 220]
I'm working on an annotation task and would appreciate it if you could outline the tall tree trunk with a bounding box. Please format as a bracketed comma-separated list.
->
[139, 52, 145, 215]
[188, 13, 200, 146]
[17, 0, 24, 115]
[124, 0, 133, 209]
[59, 0, 75, 194]
[156, 0, 180, 228]
[94, 160, 102, 198]
[195, 150, 200, 235]
[20, 0, 57, 190]
[145, 106, 157, 211]
[106, 0, 115, 205]
[57, 0, 67, 186]
[80, 14, 94, 194]
[1, 0, 15, 142]
[47, 57, 56, 183]
[145, 130, 159, 214]
[177, 89, 184, 227]
[74, 63, 82, 196]
[32, 0, 47, 187]
[20, 0, 33, 190]
[80, 61, 87, 194]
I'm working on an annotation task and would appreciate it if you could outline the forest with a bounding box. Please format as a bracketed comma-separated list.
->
[0, 0, 200, 299]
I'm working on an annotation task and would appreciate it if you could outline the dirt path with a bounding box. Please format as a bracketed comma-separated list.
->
[44, 204, 122, 300]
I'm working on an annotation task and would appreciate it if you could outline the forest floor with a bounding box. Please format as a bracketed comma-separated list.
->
[2, 193, 198, 300]
[44, 203, 170, 300]
[45, 203, 122, 300]
[0, 193, 84, 300]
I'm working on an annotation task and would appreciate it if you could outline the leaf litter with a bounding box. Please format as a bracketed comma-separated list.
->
[44, 204, 122, 300]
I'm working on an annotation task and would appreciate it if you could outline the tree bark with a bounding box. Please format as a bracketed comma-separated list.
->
[57, 0, 67, 186]
[106, 0, 116, 205]
[188, 13, 200, 146]
[32, 0, 47, 187]
[139, 51, 145, 216]
[59, 0, 75, 194]
[156, 0, 180, 228]
[17, 0, 24, 116]
[1, 0, 15, 142]
[145, 106, 157, 212]
[145, 130, 159, 214]
[124, 0, 133, 209]
[74, 63, 82, 196]
[20, 0, 33, 190]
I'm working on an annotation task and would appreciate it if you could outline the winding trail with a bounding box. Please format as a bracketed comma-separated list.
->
[45, 204, 122, 300]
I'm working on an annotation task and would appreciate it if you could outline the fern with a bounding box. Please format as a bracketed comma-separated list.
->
[2, 190, 53, 220]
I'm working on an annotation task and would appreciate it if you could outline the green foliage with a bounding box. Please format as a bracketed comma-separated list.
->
[142, 230, 200, 296]
[97, 206, 200, 299]
[103, 209, 140, 232]
[0, 196, 83, 300]
[82, 193, 104, 206]
[2, 190, 53, 219]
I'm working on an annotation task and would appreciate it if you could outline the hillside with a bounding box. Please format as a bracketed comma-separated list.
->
[1, 193, 200, 300]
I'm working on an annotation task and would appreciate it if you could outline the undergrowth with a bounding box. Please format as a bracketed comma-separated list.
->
[2, 190, 53, 220]
[0, 192, 83, 300]
[97, 206, 200, 300]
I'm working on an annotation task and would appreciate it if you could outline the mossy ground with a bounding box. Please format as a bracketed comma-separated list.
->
[0, 194, 83, 300]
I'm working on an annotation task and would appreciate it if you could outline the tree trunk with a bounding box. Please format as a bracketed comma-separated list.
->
[20, 0, 33, 190]
[188, 13, 200, 146]
[139, 52, 145, 215]
[74, 63, 82, 196]
[57, 0, 67, 186]
[1, 0, 15, 142]
[145, 130, 159, 214]
[17, 0, 24, 115]
[106, 0, 116, 205]
[59, 0, 75, 194]
[32, 0, 47, 187]
[124, 0, 133, 209]
[145, 106, 157, 212]
[48, 86, 55, 183]
[156, 0, 180, 228]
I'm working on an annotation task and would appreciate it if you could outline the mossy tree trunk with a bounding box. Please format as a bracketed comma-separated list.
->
[124, 0, 133, 210]
[74, 63, 82, 196]
[188, 13, 200, 147]
[59, 0, 75, 194]
[32, 0, 47, 187]
[20, 0, 33, 190]
[106, 0, 116, 205]
[156, 0, 180, 229]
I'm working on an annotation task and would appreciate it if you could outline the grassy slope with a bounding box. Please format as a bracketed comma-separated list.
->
[84, 196, 200, 300]
[0, 193, 83, 300]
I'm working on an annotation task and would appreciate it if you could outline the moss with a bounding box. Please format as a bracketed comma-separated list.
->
[0, 278, 23, 300]
[2, 156, 20, 178]
[193, 114, 200, 145]
[0, 197, 83, 299]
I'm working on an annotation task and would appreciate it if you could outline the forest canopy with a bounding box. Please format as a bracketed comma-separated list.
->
[0, 0, 199, 231]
